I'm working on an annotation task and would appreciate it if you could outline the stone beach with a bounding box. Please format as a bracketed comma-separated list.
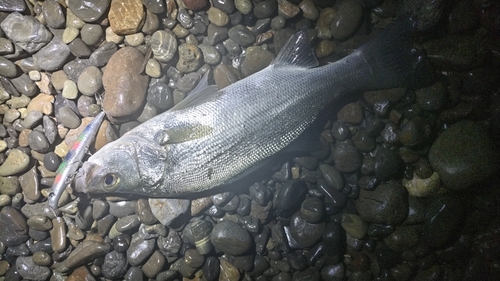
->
[1, 0, 500, 280]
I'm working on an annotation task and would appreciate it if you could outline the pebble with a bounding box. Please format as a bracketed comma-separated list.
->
[62, 26, 80, 44]
[330, 0, 363, 40]
[299, 0, 320, 21]
[300, 197, 324, 224]
[429, 120, 496, 190]
[145, 58, 162, 78]
[151, 29, 178, 63]
[0, 148, 30, 176]
[58, 107, 81, 129]
[113, 233, 131, 253]
[19, 165, 40, 202]
[77, 66, 103, 96]
[422, 194, 464, 248]
[276, 179, 307, 217]
[183, 0, 208, 11]
[27, 93, 54, 115]
[89, 42, 118, 67]
[42, 0, 65, 28]
[124, 32, 145, 46]
[288, 212, 325, 248]
[0, 12, 53, 53]
[356, 181, 409, 225]
[341, 213, 368, 239]
[176, 43, 203, 73]
[228, 25, 255, 46]
[278, 0, 301, 19]
[102, 251, 128, 279]
[211, 220, 252, 255]
[333, 142, 362, 173]
[81, 24, 103, 46]
[136, 198, 158, 225]
[127, 233, 156, 266]
[16, 256, 51, 281]
[4, 108, 20, 123]
[149, 198, 190, 226]
[33, 40, 71, 71]
[109, 0, 145, 35]
[241, 46, 274, 77]
[0, 57, 17, 78]
[11, 74, 38, 97]
[55, 241, 112, 274]
[219, 257, 241, 280]
[102, 47, 149, 119]
[106, 26, 124, 44]
[0, 206, 29, 247]
[403, 172, 441, 197]
[60, 80, 78, 100]
[254, 0, 277, 18]
[208, 7, 230, 26]
[142, 250, 166, 278]
[337, 102, 363, 124]
[32, 251, 52, 266]
[198, 44, 222, 65]
[109, 200, 137, 218]
[68, 0, 110, 22]
[27, 215, 53, 231]
[374, 147, 402, 181]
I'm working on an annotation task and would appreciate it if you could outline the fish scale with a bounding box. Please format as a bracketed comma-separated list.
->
[75, 16, 435, 198]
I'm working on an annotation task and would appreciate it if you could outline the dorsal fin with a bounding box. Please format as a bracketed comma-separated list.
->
[170, 72, 219, 111]
[272, 28, 319, 69]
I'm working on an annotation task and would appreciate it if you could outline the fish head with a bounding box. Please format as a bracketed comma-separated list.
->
[75, 136, 167, 196]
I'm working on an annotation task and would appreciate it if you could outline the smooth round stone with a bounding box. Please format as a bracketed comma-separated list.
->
[43, 152, 60, 172]
[143, 0, 166, 13]
[0, 206, 29, 247]
[0, 148, 30, 176]
[235, 0, 252, 14]
[32, 251, 52, 266]
[42, 0, 65, 28]
[62, 26, 80, 44]
[183, 0, 208, 10]
[300, 197, 324, 224]
[330, 1, 363, 40]
[198, 44, 222, 65]
[0, 56, 17, 78]
[102, 251, 128, 279]
[145, 58, 162, 78]
[299, 0, 319, 21]
[207, 24, 229, 45]
[356, 181, 409, 225]
[27, 215, 53, 231]
[278, 0, 300, 19]
[210, 220, 252, 256]
[208, 7, 229, 26]
[33, 40, 71, 71]
[127, 234, 156, 266]
[106, 26, 124, 44]
[253, 0, 277, 18]
[415, 81, 447, 111]
[16, 256, 51, 280]
[213, 0, 235, 14]
[241, 46, 273, 77]
[337, 102, 363, 124]
[68, 0, 110, 22]
[89, 42, 118, 67]
[176, 43, 202, 73]
[11, 73, 38, 97]
[62, 80, 78, 99]
[124, 32, 145, 46]
[19, 165, 40, 202]
[0, 12, 53, 53]
[228, 25, 255, 46]
[7, 95, 31, 108]
[0, 37, 14, 55]
[22, 110, 42, 129]
[276, 180, 307, 217]
[4, 108, 20, 123]
[0, 176, 21, 195]
[333, 142, 362, 173]
[202, 256, 220, 281]
[81, 24, 103, 46]
[77, 66, 103, 96]
[422, 194, 464, 248]
[58, 107, 81, 129]
[289, 212, 325, 248]
[51, 70, 68, 91]
[374, 147, 402, 181]
[147, 80, 173, 110]
[0, 195, 11, 207]
[142, 250, 166, 278]
[135, 198, 158, 225]
[113, 233, 131, 253]
[429, 120, 496, 190]
[102, 47, 149, 119]
[341, 213, 368, 239]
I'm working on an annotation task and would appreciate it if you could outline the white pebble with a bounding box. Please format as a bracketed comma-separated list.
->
[62, 26, 80, 44]
[28, 70, 41, 81]
[62, 80, 78, 99]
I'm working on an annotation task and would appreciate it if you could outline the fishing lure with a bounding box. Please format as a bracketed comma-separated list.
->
[49, 111, 106, 209]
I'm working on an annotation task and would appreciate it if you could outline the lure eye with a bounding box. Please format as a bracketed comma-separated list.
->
[103, 173, 119, 191]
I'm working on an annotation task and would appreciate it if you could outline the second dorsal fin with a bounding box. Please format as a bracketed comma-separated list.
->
[271, 28, 319, 69]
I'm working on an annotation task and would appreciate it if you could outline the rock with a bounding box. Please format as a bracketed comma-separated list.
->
[403, 172, 441, 197]
[151, 29, 178, 63]
[429, 120, 497, 190]
[0, 12, 52, 53]
[276, 179, 307, 217]
[19, 165, 40, 202]
[278, 0, 301, 19]
[183, 0, 208, 11]
[142, 250, 166, 278]
[330, 0, 363, 40]
[288, 212, 325, 248]
[127, 233, 156, 266]
[62, 80, 78, 99]
[15, 256, 51, 281]
[0, 57, 17, 78]
[228, 25, 255, 46]
[149, 198, 190, 226]
[77, 66, 103, 96]
[33, 40, 71, 71]
[102, 251, 128, 279]
[11, 74, 38, 97]
[241, 46, 273, 77]
[210, 220, 252, 255]
[102, 47, 149, 119]
[422, 194, 464, 248]
[337, 102, 363, 124]
[109, 0, 145, 35]
[356, 181, 408, 225]
[341, 213, 368, 239]
[0, 206, 29, 247]
[58, 107, 81, 129]
[333, 142, 362, 173]
[42, 0, 65, 28]
[0, 148, 30, 176]
[68, 0, 110, 22]
[253, 0, 277, 18]
[374, 147, 402, 181]
[176, 43, 202, 73]
[55, 241, 112, 274]
[81, 24, 104, 46]
[27, 94, 54, 115]
[89, 42, 118, 67]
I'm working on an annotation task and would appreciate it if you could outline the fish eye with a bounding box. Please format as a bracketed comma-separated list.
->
[103, 173, 119, 191]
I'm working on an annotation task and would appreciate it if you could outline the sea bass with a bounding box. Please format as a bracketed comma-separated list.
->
[75, 16, 434, 197]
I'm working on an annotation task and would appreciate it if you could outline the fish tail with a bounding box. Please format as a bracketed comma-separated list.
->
[358, 14, 436, 90]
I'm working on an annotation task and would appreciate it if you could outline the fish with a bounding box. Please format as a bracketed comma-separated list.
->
[49, 111, 106, 209]
[75, 16, 435, 198]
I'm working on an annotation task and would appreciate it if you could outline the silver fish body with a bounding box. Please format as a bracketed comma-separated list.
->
[75, 16, 434, 197]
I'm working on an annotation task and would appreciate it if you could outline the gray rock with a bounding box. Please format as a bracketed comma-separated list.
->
[253, 0, 277, 18]
[89, 42, 118, 67]
[0, 0, 26, 12]
[68, 38, 92, 57]
[42, 0, 65, 28]
[42, 115, 57, 144]
[11, 74, 38, 97]
[149, 198, 190, 226]
[109, 200, 137, 218]
[176, 43, 202, 73]
[64, 58, 91, 81]
[0, 12, 52, 53]
[330, 0, 363, 40]
[77, 66, 103, 96]
[210, 220, 252, 255]
[333, 142, 362, 173]
[68, 0, 111, 22]
[207, 24, 229, 45]
[151, 29, 178, 63]
[0, 56, 17, 77]
[33, 40, 71, 71]
[43, 152, 61, 172]
[15, 256, 51, 281]
[288, 212, 325, 248]
[228, 25, 255, 46]
[23, 110, 43, 129]
[127, 233, 156, 266]
[0, 206, 29, 247]
[58, 106, 81, 129]
[81, 24, 104, 46]
[102, 251, 128, 279]
[429, 120, 497, 190]
[198, 44, 222, 65]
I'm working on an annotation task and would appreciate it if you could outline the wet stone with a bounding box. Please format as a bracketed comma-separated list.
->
[356, 181, 409, 225]
[150, 29, 177, 62]
[211, 220, 252, 255]
[15, 256, 51, 281]
[55, 240, 111, 274]
[136, 198, 158, 225]
[288, 212, 325, 248]
[177, 43, 203, 73]
[58, 107, 81, 129]
[228, 24, 255, 46]
[32, 251, 52, 267]
[429, 120, 497, 190]
[202, 256, 220, 281]
[0, 148, 30, 176]
[207, 24, 229, 45]
[0, 206, 29, 247]
[127, 233, 156, 266]
[241, 46, 274, 77]
[149, 198, 190, 226]
[33, 40, 71, 71]
[276, 179, 307, 217]
[124, 266, 145, 281]
[0, 12, 52, 53]
[22, 110, 43, 129]
[42, 0, 65, 28]
[102, 250, 128, 279]
[374, 147, 402, 181]
[11, 74, 37, 97]
[337, 102, 363, 124]
[300, 197, 324, 224]
[109, 200, 137, 218]
[68, 0, 110, 22]
[77, 66, 103, 96]
[113, 233, 131, 253]
[142, 250, 166, 278]
[19, 165, 40, 202]
[89, 42, 118, 67]
[199, 44, 222, 65]
[253, 0, 277, 18]
[333, 142, 362, 173]
[330, 0, 363, 40]
[0, 57, 17, 78]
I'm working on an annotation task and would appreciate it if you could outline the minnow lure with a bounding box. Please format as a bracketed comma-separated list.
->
[49, 111, 106, 209]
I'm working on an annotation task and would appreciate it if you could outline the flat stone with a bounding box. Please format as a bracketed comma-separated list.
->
[0, 148, 30, 176]
[0, 12, 52, 53]
[102, 47, 149, 120]
[109, 0, 145, 35]
[33, 40, 71, 71]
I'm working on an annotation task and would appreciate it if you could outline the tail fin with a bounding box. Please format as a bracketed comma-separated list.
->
[358, 14, 436, 90]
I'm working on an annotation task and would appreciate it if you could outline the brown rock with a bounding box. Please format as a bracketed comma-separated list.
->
[337, 102, 363, 125]
[27, 93, 54, 115]
[18, 129, 31, 147]
[108, 0, 145, 35]
[102, 47, 149, 120]
[66, 266, 94, 281]
[182, 0, 207, 11]
[94, 120, 117, 151]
